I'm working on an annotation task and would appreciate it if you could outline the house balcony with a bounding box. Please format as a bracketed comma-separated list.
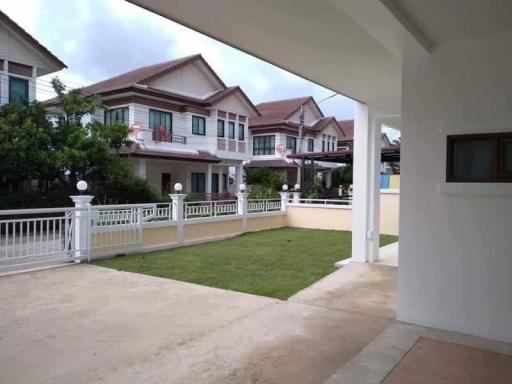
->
[217, 138, 246, 154]
[152, 130, 187, 144]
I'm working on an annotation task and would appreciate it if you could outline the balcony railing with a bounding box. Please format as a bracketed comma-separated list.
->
[152, 130, 187, 144]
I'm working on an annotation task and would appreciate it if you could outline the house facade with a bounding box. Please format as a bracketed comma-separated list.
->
[78, 54, 259, 198]
[0, 10, 65, 105]
[247, 96, 346, 186]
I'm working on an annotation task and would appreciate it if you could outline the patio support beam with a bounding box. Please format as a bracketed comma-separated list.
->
[352, 103, 381, 263]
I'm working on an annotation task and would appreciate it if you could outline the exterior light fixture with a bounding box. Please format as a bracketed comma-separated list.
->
[282, 184, 289, 191]
[174, 183, 183, 192]
[294, 183, 301, 191]
[239, 183, 246, 192]
[76, 180, 88, 194]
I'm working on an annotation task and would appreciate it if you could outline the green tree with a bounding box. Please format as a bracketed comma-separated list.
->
[245, 167, 286, 198]
[0, 78, 159, 207]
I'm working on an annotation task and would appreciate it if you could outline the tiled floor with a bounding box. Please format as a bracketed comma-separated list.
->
[383, 337, 512, 383]
[325, 322, 512, 384]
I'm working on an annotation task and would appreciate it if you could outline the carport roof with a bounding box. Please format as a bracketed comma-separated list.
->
[288, 146, 400, 164]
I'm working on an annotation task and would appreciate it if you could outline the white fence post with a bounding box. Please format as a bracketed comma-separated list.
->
[279, 192, 289, 212]
[236, 192, 248, 230]
[291, 191, 300, 204]
[69, 195, 94, 262]
[170, 193, 185, 244]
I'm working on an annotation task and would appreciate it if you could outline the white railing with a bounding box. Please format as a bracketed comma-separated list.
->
[0, 196, 288, 271]
[290, 199, 352, 206]
[0, 207, 76, 269]
[248, 199, 282, 213]
[184, 200, 237, 219]
[142, 203, 173, 222]
[90, 205, 143, 251]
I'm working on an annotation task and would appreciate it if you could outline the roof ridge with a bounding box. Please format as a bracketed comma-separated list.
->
[79, 54, 202, 95]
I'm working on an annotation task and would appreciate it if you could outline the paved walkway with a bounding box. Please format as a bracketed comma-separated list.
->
[0, 262, 396, 384]
[377, 242, 399, 267]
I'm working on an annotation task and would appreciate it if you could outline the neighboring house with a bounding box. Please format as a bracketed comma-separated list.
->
[72, 54, 259, 198]
[337, 119, 391, 149]
[247, 96, 346, 185]
[0, 10, 66, 105]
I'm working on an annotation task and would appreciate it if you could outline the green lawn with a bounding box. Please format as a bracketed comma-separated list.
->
[94, 227, 398, 300]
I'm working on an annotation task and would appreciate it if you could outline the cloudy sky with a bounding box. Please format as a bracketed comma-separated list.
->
[1, 0, 399, 139]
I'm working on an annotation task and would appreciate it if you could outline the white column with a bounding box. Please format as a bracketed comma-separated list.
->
[235, 164, 244, 187]
[170, 193, 185, 243]
[279, 191, 289, 211]
[70, 195, 94, 262]
[236, 191, 248, 230]
[291, 191, 300, 204]
[206, 164, 213, 195]
[136, 158, 147, 179]
[351, 103, 381, 263]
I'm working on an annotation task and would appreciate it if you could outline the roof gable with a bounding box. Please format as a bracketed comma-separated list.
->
[143, 56, 225, 98]
[208, 87, 260, 116]
[255, 96, 311, 120]
[0, 11, 66, 75]
[337, 120, 354, 139]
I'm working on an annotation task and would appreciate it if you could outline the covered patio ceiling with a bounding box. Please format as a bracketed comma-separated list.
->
[127, 0, 512, 119]
[127, 0, 415, 110]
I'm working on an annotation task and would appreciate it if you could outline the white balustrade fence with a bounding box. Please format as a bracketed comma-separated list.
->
[248, 199, 281, 213]
[290, 199, 352, 206]
[0, 195, 286, 271]
[184, 200, 237, 219]
[0, 207, 76, 270]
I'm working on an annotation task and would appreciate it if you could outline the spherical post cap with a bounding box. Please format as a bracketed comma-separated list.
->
[282, 184, 289, 191]
[174, 182, 183, 192]
[239, 183, 246, 192]
[76, 180, 88, 192]
[294, 183, 301, 191]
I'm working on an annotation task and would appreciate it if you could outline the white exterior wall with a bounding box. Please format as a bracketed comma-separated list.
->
[0, 23, 53, 73]
[146, 60, 222, 98]
[399, 30, 512, 343]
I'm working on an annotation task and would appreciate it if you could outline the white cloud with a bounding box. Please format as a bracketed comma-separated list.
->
[0, 0, 355, 119]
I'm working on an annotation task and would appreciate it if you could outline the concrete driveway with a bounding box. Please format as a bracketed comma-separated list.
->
[0, 263, 396, 384]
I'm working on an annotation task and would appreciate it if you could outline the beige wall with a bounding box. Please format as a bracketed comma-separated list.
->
[246, 214, 287, 232]
[380, 192, 399, 236]
[286, 192, 399, 236]
[143, 225, 178, 249]
[286, 206, 353, 231]
[184, 219, 244, 242]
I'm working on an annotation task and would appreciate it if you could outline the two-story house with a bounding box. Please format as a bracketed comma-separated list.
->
[0, 10, 66, 105]
[74, 54, 259, 198]
[247, 96, 345, 185]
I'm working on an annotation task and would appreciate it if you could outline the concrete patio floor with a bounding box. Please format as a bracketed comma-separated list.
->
[0, 262, 395, 384]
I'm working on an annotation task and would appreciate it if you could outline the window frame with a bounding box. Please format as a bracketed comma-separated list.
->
[286, 136, 297, 154]
[104, 107, 129, 125]
[9, 76, 29, 103]
[238, 123, 245, 141]
[307, 138, 315, 152]
[446, 132, 512, 183]
[253, 135, 276, 156]
[228, 121, 236, 140]
[191, 172, 206, 193]
[149, 109, 172, 135]
[217, 119, 225, 138]
[192, 115, 206, 136]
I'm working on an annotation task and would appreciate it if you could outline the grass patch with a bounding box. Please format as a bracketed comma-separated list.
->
[94, 227, 398, 300]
